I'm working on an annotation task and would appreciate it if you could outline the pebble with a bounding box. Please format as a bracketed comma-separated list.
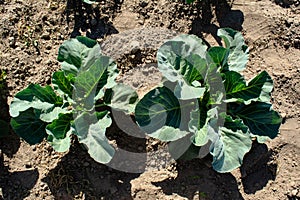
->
[45, 59, 52, 65]
[291, 189, 298, 196]
[41, 32, 50, 40]
[8, 36, 15, 47]
[138, 19, 144, 25]
[35, 57, 42, 63]
[281, 112, 287, 119]
[46, 44, 52, 50]
[140, 0, 149, 7]
[25, 163, 32, 168]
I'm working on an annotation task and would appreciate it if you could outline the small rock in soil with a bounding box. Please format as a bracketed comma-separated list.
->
[41, 32, 50, 40]
[291, 189, 298, 196]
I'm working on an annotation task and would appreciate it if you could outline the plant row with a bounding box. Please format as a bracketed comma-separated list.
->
[9, 28, 281, 173]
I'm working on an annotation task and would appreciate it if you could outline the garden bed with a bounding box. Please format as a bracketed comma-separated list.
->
[0, 0, 299, 199]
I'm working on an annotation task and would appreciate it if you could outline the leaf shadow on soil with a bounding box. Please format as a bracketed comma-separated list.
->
[43, 111, 146, 199]
[0, 155, 39, 200]
[64, 0, 122, 39]
[153, 158, 245, 200]
[0, 74, 39, 200]
[240, 141, 278, 194]
[189, 0, 244, 46]
[43, 145, 141, 199]
[153, 141, 278, 199]
[0, 70, 20, 158]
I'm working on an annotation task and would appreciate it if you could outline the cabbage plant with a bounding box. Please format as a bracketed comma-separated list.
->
[10, 37, 138, 164]
[135, 28, 282, 172]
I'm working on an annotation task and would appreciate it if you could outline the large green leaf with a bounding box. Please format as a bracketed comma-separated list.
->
[0, 120, 9, 138]
[103, 83, 139, 114]
[224, 71, 273, 104]
[10, 108, 47, 144]
[135, 86, 189, 141]
[46, 113, 73, 152]
[157, 35, 207, 100]
[52, 71, 74, 97]
[10, 84, 63, 117]
[73, 112, 114, 164]
[229, 102, 282, 139]
[206, 46, 228, 67]
[74, 56, 118, 109]
[217, 28, 249, 72]
[211, 116, 252, 172]
[57, 36, 101, 75]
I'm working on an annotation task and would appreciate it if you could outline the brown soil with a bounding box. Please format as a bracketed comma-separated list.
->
[0, 0, 299, 199]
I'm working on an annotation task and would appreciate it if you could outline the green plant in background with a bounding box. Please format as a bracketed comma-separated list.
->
[135, 28, 282, 172]
[9, 37, 138, 164]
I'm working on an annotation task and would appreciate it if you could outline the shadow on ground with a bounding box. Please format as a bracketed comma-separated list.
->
[43, 142, 141, 199]
[189, 0, 244, 45]
[153, 141, 278, 199]
[0, 69, 39, 199]
[43, 112, 146, 199]
[153, 158, 244, 200]
[240, 141, 278, 194]
[65, 0, 122, 39]
[0, 154, 39, 200]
